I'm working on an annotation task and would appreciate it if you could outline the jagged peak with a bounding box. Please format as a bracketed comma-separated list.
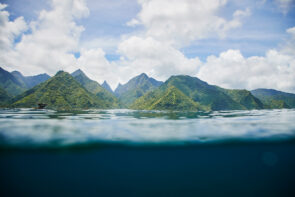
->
[102, 80, 111, 87]
[11, 70, 22, 75]
[55, 70, 69, 76]
[102, 80, 113, 93]
[71, 69, 86, 77]
[138, 73, 148, 78]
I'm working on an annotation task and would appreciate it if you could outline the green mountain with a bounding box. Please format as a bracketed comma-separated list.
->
[217, 88, 264, 109]
[2, 68, 294, 111]
[11, 71, 50, 89]
[251, 89, 295, 108]
[0, 87, 11, 106]
[102, 80, 113, 94]
[114, 73, 163, 106]
[131, 75, 263, 111]
[0, 67, 27, 96]
[71, 69, 120, 108]
[133, 85, 207, 111]
[12, 71, 114, 110]
[0, 67, 50, 97]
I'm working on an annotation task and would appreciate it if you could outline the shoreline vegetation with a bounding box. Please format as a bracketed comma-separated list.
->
[1, 67, 295, 111]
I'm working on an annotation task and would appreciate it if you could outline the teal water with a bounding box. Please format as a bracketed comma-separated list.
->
[0, 109, 295, 196]
[0, 109, 295, 147]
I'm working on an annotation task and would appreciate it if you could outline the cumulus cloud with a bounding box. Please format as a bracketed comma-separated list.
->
[197, 28, 295, 93]
[221, 8, 251, 36]
[117, 0, 251, 86]
[80, 37, 120, 54]
[1, 0, 295, 93]
[0, 3, 27, 51]
[127, 0, 251, 46]
[117, 36, 202, 82]
[120, 1, 295, 93]
[75, 48, 121, 88]
[1, 0, 89, 75]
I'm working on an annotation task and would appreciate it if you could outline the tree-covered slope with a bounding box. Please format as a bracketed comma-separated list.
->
[0, 67, 27, 96]
[163, 75, 245, 110]
[132, 75, 264, 111]
[114, 73, 163, 106]
[132, 86, 206, 111]
[0, 67, 50, 97]
[71, 69, 121, 108]
[217, 88, 264, 109]
[12, 71, 112, 110]
[251, 89, 295, 108]
[3, 68, 293, 111]
[0, 87, 11, 106]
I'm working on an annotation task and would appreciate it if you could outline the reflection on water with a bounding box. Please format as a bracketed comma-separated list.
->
[0, 108, 295, 148]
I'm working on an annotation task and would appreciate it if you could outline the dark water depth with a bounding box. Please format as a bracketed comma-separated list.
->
[1, 143, 295, 197]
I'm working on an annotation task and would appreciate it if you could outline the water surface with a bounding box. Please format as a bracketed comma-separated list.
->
[1, 109, 295, 197]
[0, 108, 295, 148]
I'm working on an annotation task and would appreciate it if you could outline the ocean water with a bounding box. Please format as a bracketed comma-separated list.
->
[0, 109, 295, 196]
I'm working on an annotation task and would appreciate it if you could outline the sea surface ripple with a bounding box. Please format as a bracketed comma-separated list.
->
[0, 108, 295, 148]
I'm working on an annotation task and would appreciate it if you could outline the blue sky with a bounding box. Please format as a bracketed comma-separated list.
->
[3, 0, 294, 59]
[0, 0, 295, 92]
[183, 0, 295, 59]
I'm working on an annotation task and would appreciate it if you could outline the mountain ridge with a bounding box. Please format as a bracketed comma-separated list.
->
[0, 67, 50, 96]
[251, 88, 295, 108]
[114, 73, 163, 106]
[0, 67, 27, 96]
[11, 70, 50, 89]
[12, 71, 113, 110]
[131, 75, 264, 111]
[1, 66, 295, 111]
[102, 80, 113, 94]
[71, 69, 121, 108]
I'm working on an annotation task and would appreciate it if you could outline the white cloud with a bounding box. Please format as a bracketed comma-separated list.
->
[197, 35, 295, 93]
[286, 26, 295, 39]
[1, 0, 295, 94]
[117, 0, 250, 87]
[76, 48, 120, 88]
[0, 0, 124, 89]
[117, 36, 202, 82]
[0, 0, 89, 75]
[80, 37, 120, 54]
[0, 3, 27, 52]
[120, 0, 295, 93]
[127, 0, 251, 46]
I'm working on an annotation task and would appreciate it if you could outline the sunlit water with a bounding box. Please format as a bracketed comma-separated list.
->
[0, 108, 295, 148]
